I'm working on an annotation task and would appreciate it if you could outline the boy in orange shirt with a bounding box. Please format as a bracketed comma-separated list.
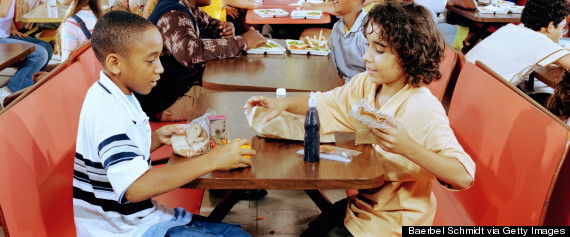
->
[244, 2, 475, 236]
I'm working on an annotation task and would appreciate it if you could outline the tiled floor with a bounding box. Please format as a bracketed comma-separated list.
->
[0, 189, 346, 237]
[201, 189, 347, 236]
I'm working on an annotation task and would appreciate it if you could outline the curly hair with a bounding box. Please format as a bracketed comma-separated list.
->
[521, 0, 570, 31]
[362, 1, 444, 87]
[546, 71, 570, 122]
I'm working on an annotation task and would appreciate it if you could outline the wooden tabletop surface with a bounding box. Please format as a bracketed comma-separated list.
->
[20, 3, 69, 23]
[170, 91, 385, 190]
[203, 39, 343, 92]
[0, 43, 35, 71]
[245, 0, 330, 24]
[446, 5, 521, 23]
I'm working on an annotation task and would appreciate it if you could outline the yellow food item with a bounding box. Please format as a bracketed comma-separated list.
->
[232, 139, 252, 159]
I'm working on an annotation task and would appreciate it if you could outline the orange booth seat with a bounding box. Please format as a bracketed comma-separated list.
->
[0, 42, 203, 236]
[432, 62, 569, 226]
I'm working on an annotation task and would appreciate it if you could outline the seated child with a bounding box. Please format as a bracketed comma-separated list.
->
[466, 0, 570, 106]
[546, 71, 570, 125]
[244, 2, 475, 236]
[73, 11, 254, 236]
[328, 0, 368, 83]
[135, 0, 266, 122]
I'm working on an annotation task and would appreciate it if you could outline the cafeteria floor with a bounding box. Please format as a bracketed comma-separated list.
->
[200, 189, 347, 236]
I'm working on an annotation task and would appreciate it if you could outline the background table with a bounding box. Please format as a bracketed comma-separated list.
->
[0, 43, 35, 71]
[446, 5, 521, 52]
[246, 0, 330, 24]
[170, 91, 385, 220]
[203, 40, 343, 92]
[20, 3, 69, 23]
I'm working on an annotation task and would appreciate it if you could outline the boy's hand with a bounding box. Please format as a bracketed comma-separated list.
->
[219, 21, 235, 38]
[32, 71, 48, 82]
[242, 27, 267, 49]
[208, 138, 254, 170]
[369, 120, 415, 156]
[226, 6, 239, 19]
[244, 96, 286, 123]
[156, 124, 186, 146]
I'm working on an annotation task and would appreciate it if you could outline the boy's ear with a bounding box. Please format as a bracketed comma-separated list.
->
[105, 53, 121, 75]
[546, 21, 556, 33]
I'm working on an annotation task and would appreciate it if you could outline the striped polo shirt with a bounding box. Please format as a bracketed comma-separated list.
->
[73, 72, 174, 237]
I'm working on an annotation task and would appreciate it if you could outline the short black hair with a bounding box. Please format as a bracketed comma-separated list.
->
[363, 2, 445, 86]
[91, 10, 156, 65]
[521, 0, 570, 31]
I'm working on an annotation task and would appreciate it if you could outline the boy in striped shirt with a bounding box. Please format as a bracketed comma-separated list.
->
[73, 11, 253, 237]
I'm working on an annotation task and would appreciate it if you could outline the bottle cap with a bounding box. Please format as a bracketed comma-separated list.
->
[276, 88, 286, 97]
[308, 91, 316, 108]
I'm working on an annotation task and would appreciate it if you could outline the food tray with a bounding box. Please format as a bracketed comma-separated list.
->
[253, 9, 289, 18]
[291, 10, 322, 19]
[246, 40, 287, 54]
[286, 39, 329, 56]
[477, 6, 509, 14]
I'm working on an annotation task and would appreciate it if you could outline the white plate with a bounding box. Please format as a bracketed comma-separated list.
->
[253, 9, 289, 18]
[291, 10, 322, 19]
[286, 39, 329, 56]
[508, 6, 524, 13]
[247, 40, 287, 54]
[477, 6, 509, 14]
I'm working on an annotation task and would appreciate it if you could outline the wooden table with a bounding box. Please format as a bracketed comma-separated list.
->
[170, 91, 385, 220]
[446, 5, 521, 52]
[245, 0, 330, 24]
[203, 40, 343, 92]
[527, 66, 564, 91]
[20, 3, 69, 23]
[0, 43, 35, 71]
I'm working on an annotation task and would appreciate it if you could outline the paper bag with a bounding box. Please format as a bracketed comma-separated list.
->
[246, 106, 335, 142]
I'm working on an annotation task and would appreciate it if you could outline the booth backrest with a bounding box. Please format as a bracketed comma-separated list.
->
[0, 62, 92, 236]
[433, 62, 570, 225]
[425, 46, 458, 102]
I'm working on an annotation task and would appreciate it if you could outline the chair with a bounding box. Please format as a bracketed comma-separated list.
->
[432, 62, 570, 225]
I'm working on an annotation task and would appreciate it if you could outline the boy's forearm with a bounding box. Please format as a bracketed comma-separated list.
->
[402, 141, 473, 190]
[150, 131, 163, 153]
[283, 94, 310, 115]
[124, 154, 217, 203]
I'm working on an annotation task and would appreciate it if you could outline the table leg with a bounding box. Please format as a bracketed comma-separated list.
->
[305, 190, 332, 212]
[527, 71, 536, 92]
[208, 190, 241, 221]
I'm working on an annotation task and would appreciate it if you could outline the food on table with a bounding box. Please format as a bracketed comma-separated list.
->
[172, 124, 210, 157]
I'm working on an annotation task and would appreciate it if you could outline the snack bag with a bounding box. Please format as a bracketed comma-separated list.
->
[348, 99, 396, 144]
[296, 145, 361, 163]
[208, 115, 228, 149]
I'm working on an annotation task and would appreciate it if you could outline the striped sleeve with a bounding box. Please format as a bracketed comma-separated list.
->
[96, 131, 149, 204]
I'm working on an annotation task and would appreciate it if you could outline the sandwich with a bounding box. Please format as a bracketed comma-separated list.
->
[172, 123, 210, 157]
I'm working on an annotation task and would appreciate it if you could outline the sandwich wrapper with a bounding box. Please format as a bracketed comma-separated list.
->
[246, 106, 335, 143]
[348, 99, 396, 144]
